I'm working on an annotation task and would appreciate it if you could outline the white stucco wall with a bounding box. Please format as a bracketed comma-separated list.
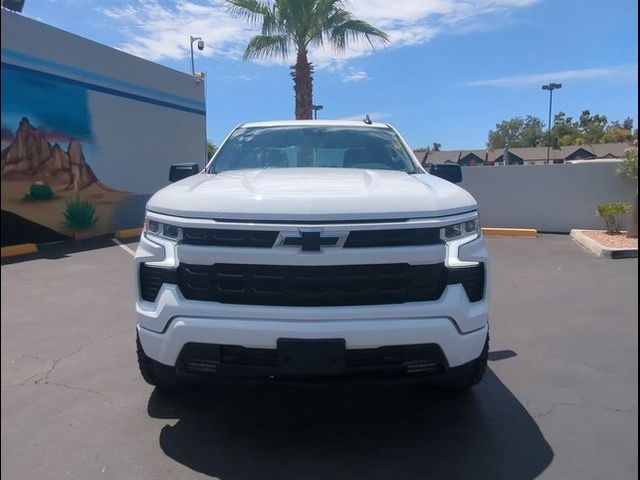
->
[459, 162, 636, 233]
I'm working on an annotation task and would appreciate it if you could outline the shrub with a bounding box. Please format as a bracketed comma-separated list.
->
[24, 182, 54, 201]
[596, 202, 631, 234]
[617, 145, 638, 180]
[62, 200, 98, 230]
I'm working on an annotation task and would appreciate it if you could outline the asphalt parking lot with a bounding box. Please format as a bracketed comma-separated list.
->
[1, 234, 637, 479]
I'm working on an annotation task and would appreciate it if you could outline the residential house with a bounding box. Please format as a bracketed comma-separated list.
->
[417, 142, 634, 166]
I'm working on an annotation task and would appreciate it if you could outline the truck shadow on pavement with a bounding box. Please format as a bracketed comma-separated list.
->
[148, 368, 553, 480]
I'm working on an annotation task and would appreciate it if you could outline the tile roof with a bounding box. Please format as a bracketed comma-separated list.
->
[417, 142, 633, 165]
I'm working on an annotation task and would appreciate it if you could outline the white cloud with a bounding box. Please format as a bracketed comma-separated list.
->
[463, 64, 639, 87]
[342, 69, 370, 83]
[98, 0, 251, 62]
[98, 0, 539, 69]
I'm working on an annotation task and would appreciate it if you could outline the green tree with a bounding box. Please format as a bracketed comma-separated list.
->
[227, 0, 389, 119]
[602, 118, 634, 143]
[602, 126, 634, 143]
[550, 112, 580, 147]
[548, 111, 634, 146]
[617, 144, 638, 238]
[578, 110, 608, 143]
[415, 142, 442, 153]
[487, 116, 545, 150]
[207, 140, 218, 160]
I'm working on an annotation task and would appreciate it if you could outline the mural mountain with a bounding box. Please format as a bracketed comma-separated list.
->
[1, 117, 100, 191]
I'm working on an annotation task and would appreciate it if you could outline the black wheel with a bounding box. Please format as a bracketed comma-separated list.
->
[136, 333, 187, 390]
[437, 332, 489, 390]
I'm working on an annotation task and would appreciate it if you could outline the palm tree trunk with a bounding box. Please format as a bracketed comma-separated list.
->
[291, 48, 313, 120]
[627, 187, 638, 238]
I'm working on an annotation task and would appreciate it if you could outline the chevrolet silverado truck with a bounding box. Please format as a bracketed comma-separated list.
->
[135, 120, 489, 390]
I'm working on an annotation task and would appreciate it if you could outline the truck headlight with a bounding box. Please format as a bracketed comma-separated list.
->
[143, 216, 182, 241]
[441, 218, 478, 241]
[441, 217, 480, 267]
[142, 215, 181, 268]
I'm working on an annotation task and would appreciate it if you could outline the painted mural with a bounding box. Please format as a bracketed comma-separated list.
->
[1, 66, 130, 245]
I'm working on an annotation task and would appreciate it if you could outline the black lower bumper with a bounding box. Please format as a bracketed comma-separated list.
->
[172, 341, 453, 380]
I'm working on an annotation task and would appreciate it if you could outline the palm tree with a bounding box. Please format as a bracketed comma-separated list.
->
[227, 0, 389, 119]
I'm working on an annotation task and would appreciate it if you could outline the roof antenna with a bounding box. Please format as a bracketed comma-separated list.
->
[363, 114, 372, 125]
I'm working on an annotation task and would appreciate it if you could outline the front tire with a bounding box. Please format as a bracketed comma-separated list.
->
[136, 333, 186, 390]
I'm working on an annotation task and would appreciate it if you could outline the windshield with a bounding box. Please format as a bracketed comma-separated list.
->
[209, 126, 419, 174]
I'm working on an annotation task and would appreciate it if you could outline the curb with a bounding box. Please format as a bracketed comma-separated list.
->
[482, 228, 538, 237]
[570, 229, 638, 258]
[2, 227, 142, 259]
[114, 227, 142, 239]
[1, 243, 38, 259]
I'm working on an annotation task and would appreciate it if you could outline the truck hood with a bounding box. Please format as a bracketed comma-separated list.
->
[146, 168, 477, 221]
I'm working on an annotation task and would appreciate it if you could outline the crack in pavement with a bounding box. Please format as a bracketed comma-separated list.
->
[19, 352, 56, 362]
[2, 330, 131, 405]
[529, 399, 637, 418]
[535, 401, 579, 418]
[34, 379, 120, 405]
[1, 353, 58, 388]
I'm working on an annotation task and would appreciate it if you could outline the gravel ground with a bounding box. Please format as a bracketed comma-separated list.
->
[582, 230, 638, 249]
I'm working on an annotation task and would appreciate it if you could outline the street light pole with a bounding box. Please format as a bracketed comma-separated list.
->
[312, 104, 324, 120]
[189, 35, 203, 75]
[189, 35, 206, 165]
[542, 83, 562, 164]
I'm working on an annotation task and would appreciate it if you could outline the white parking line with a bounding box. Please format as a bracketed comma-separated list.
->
[111, 238, 136, 256]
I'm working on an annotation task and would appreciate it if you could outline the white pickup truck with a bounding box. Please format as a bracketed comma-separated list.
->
[134, 120, 489, 390]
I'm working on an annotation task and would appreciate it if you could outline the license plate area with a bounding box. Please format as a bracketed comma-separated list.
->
[277, 338, 346, 375]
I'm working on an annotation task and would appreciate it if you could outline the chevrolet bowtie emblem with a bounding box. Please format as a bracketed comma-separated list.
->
[281, 230, 341, 252]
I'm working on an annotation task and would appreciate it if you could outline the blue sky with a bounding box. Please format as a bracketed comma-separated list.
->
[22, 0, 638, 150]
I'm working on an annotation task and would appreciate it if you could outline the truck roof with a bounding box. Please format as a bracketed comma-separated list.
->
[240, 120, 390, 129]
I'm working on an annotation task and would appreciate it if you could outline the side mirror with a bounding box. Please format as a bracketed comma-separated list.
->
[429, 163, 462, 183]
[169, 163, 199, 182]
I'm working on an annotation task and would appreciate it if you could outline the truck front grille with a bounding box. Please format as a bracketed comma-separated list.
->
[182, 228, 279, 247]
[179, 227, 441, 248]
[139, 262, 485, 305]
[177, 263, 448, 306]
[343, 228, 441, 247]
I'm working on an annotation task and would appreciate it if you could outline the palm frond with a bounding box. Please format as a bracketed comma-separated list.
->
[330, 19, 390, 51]
[312, 0, 346, 21]
[308, 7, 351, 47]
[227, 0, 272, 26]
[243, 34, 291, 60]
[277, 0, 314, 47]
[228, 0, 286, 38]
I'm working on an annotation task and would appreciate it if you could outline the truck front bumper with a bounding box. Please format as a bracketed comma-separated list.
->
[137, 283, 488, 373]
